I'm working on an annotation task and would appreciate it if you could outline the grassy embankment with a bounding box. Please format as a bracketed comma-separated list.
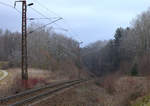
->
[131, 95, 150, 106]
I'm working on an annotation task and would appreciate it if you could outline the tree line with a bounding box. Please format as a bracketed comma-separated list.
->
[82, 8, 150, 76]
[0, 24, 81, 72]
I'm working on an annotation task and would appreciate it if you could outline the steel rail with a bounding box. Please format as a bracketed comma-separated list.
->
[10, 79, 86, 106]
[0, 79, 81, 103]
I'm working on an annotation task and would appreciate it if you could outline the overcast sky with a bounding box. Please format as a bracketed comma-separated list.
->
[0, 0, 150, 45]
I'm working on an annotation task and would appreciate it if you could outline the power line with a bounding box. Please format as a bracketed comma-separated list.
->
[28, 18, 62, 35]
[29, 7, 66, 31]
[61, 19, 82, 42]
[34, 0, 62, 18]
[0, 1, 21, 14]
[0, 1, 81, 41]
[29, 7, 63, 25]
[0, 1, 11, 7]
[29, 7, 50, 19]
[29, 0, 75, 36]
[29, 6, 67, 33]
[34, 1, 81, 41]
[31, 0, 68, 32]
[30, 1, 81, 42]
[27, 17, 59, 20]
[52, 27, 68, 32]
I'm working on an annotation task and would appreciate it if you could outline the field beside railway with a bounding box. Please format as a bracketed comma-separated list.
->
[0, 69, 49, 97]
[1, 69, 150, 106]
[0, 68, 88, 98]
[0, 68, 58, 97]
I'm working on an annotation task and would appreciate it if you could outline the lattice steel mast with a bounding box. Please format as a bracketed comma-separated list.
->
[15, 0, 33, 81]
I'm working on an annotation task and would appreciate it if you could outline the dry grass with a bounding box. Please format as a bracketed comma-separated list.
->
[1, 70, 149, 106]
[0, 61, 9, 69]
[0, 70, 17, 97]
[0, 68, 52, 97]
[98, 74, 150, 106]
[32, 77, 145, 106]
[0, 71, 3, 77]
[32, 74, 150, 106]
[101, 74, 119, 94]
[137, 54, 150, 75]
[35, 77, 145, 106]
[0, 67, 88, 98]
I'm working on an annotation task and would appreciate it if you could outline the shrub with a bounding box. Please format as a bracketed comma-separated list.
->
[101, 74, 119, 94]
[131, 64, 138, 76]
[0, 61, 9, 69]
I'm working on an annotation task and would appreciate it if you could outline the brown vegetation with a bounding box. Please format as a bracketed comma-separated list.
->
[97, 74, 150, 106]
[0, 67, 88, 97]
[0, 69, 50, 97]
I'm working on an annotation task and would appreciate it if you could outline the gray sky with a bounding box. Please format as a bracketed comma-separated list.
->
[0, 0, 150, 45]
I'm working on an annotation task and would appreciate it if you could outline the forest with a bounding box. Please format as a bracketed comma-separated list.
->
[1, 8, 150, 78]
[82, 8, 150, 76]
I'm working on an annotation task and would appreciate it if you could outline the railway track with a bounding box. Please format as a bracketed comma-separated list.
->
[0, 79, 88, 106]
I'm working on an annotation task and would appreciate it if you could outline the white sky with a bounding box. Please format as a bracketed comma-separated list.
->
[0, 0, 150, 44]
